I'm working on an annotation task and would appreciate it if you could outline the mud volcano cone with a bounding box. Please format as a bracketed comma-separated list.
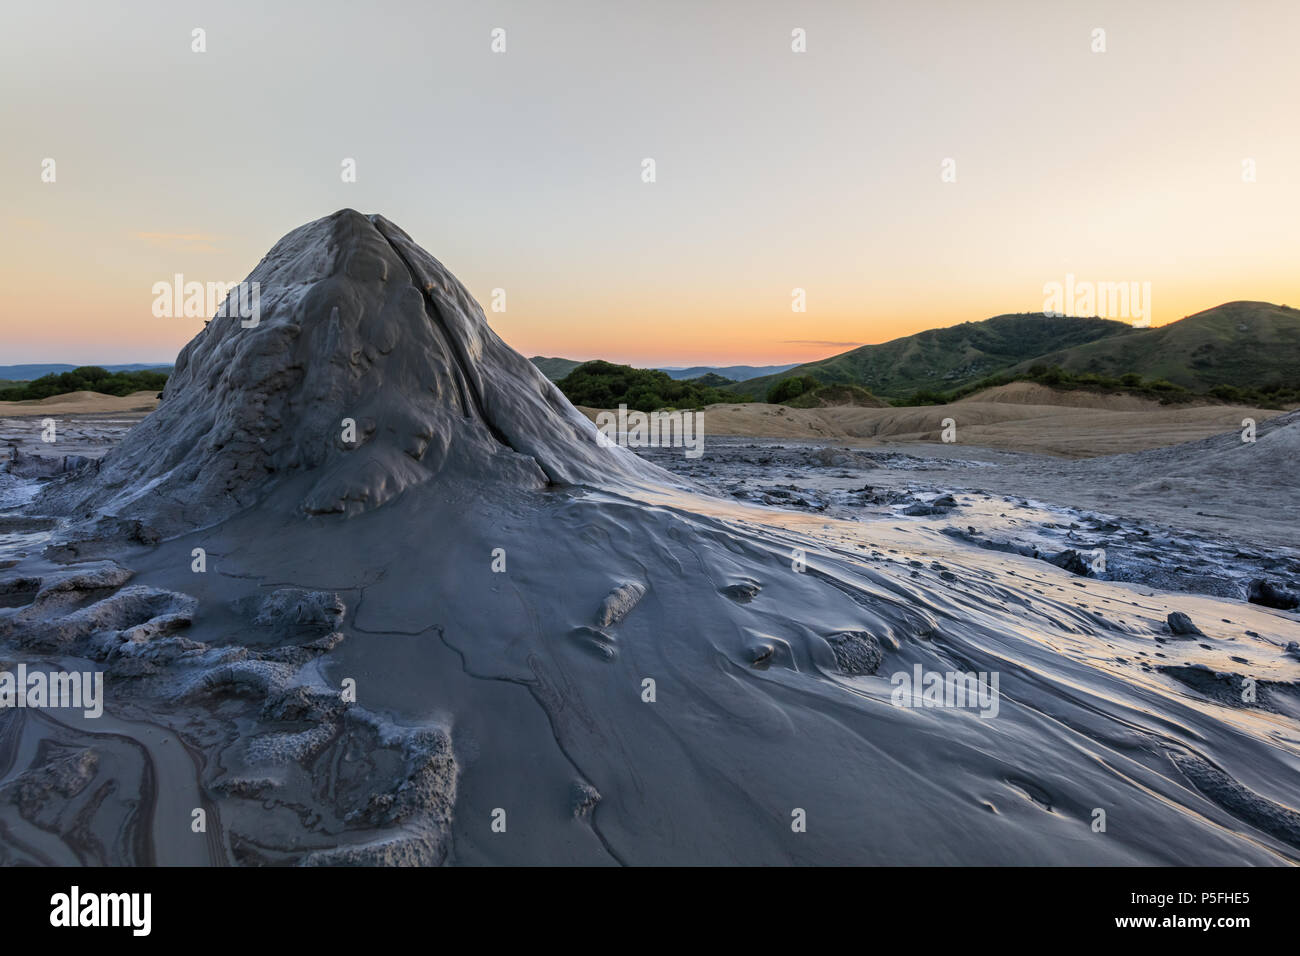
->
[43, 210, 657, 534]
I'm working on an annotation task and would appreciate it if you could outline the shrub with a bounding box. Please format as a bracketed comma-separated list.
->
[1208, 384, 1246, 402]
[766, 375, 820, 404]
[555, 360, 739, 412]
[892, 388, 950, 407]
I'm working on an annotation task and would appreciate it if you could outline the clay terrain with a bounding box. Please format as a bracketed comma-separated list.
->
[2, 211, 1297, 866]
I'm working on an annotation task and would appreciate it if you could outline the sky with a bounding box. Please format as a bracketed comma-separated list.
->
[2, 0, 1297, 368]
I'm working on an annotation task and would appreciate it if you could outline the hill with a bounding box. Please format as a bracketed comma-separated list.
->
[531, 357, 802, 383]
[555, 360, 737, 411]
[658, 363, 799, 381]
[1004, 301, 1300, 391]
[729, 313, 1135, 400]
[529, 356, 584, 380]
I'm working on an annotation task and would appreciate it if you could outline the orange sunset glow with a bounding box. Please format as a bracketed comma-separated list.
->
[2, 1, 1297, 368]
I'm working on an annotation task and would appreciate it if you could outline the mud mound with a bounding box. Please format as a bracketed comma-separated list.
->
[0, 391, 160, 416]
[956, 381, 1161, 411]
[36, 211, 661, 534]
[1095, 408, 1300, 492]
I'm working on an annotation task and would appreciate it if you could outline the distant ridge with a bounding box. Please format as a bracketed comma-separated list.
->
[0, 362, 172, 382]
[729, 313, 1134, 400]
[529, 357, 800, 383]
[726, 304, 1300, 401]
[657, 363, 800, 382]
[528, 356, 583, 381]
[1004, 301, 1300, 391]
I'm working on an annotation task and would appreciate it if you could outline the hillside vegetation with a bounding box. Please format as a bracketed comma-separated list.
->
[660, 363, 799, 381]
[730, 313, 1134, 400]
[0, 366, 169, 402]
[783, 383, 887, 408]
[729, 302, 1300, 405]
[532, 356, 801, 383]
[529, 356, 583, 381]
[556, 360, 743, 411]
[1004, 301, 1300, 391]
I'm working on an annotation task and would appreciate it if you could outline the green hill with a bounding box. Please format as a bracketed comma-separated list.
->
[689, 372, 736, 388]
[529, 356, 584, 381]
[660, 363, 799, 381]
[1004, 301, 1300, 391]
[730, 313, 1135, 401]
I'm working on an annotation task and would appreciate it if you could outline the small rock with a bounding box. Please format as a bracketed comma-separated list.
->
[719, 581, 761, 603]
[825, 631, 884, 676]
[255, 588, 345, 629]
[596, 581, 646, 627]
[571, 781, 601, 819]
[1047, 549, 1092, 576]
[1247, 579, 1299, 611]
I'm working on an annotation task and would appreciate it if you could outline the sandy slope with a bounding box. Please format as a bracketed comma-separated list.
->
[581, 396, 1288, 458]
[955, 380, 1162, 410]
[0, 390, 160, 416]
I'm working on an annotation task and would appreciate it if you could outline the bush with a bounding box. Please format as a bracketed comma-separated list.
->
[1209, 384, 1245, 403]
[766, 375, 820, 404]
[892, 389, 950, 407]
